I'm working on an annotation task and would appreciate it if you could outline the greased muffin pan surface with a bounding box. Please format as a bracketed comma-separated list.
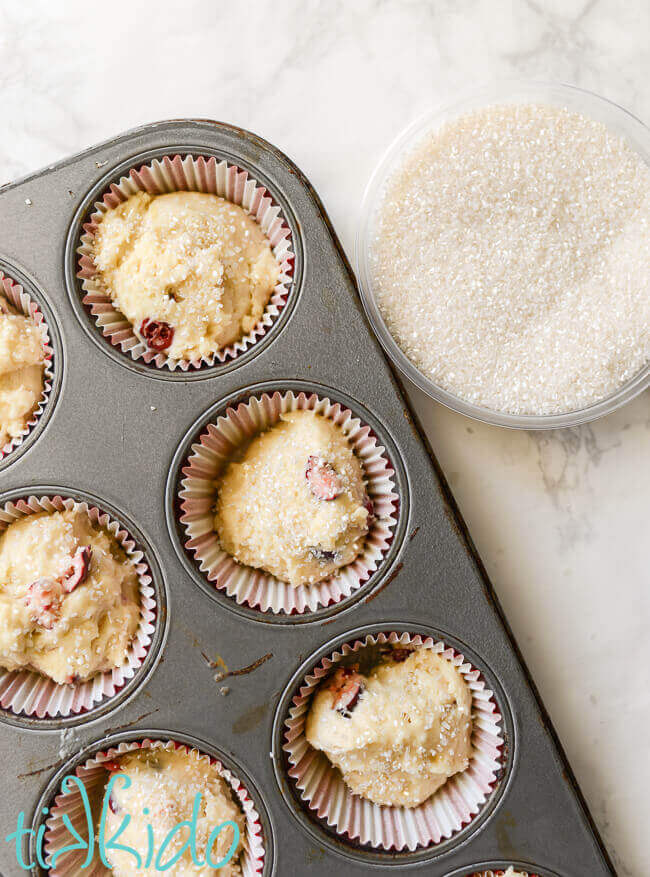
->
[0, 120, 613, 875]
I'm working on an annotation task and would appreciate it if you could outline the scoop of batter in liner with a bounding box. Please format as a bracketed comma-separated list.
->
[92, 191, 281, 361]
[103, 748, 245, 876]
[0, 509, 140, 685]
[214, 410, 372, 588]
[305, 646, 473, 807]
[0, 294, 45, 447]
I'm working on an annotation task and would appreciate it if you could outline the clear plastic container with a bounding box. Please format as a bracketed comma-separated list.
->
[356, 81, 650, 429]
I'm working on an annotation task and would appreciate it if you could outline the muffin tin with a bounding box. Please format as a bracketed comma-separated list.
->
[0, 119, 614, 875]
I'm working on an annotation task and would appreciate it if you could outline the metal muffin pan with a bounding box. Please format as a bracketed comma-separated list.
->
[0, 120, 614, 876]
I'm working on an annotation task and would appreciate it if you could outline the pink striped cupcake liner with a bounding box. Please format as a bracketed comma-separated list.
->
[465, 870, 540, 877]
[43, 737, 265, 876]
[76, 153, 294, 371]
[0, 495, 156, 719]
[282, 631, 505, 851]
[178, 390, 399, 614]
[0, 271, 55, 462]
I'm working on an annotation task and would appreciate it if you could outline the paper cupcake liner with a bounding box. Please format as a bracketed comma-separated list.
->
[466, 871, 539, 877]
[178, 390, 399, 614]
[43, 738, 265, 876]
[77, 153, 295, 371]
[0, 495, 156, 719]
[0, 271, 55, 462]
[282, 631, 505, 851]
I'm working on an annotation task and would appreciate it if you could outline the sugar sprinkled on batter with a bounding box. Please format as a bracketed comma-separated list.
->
[93, 191, 280, 361]
[214, 410, 371, 587]
[103, 748, 245, 876]
[370, 104, 650, 415]
[0, 293, 45, 446]
[305, 647, 472, 807]
[0, 509, 140, 685]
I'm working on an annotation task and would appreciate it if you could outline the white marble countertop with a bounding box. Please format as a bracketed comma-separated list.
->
[0, 1, 647, 873]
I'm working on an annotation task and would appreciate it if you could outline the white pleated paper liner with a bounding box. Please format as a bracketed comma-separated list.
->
[178, 390, 399, 614]
[0, 271, 55, 463]
[43, 738, 265, 876]
[282, 631, 505, 852]
[76, 153, 295, 371]
[465, 870, 539, 877]
[0, 495, 156, 719]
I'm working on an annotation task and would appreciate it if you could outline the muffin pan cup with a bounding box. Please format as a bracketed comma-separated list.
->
[0, 120, 614, 876]
[0, 491, 166, 727]
[277, 629, 508, 854]
[175, 386, 400, 616]
[465, 870, 540, 877]
[443, 864, 560, 877]
[76, 152, 295, 373]
[0, 269, 58, 470]
[40, 735, 268, 876]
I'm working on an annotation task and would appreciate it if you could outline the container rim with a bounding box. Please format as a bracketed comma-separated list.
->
[355, 79, 650, 430]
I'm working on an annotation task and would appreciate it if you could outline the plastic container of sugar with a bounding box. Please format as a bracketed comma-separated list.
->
[356, 81, 650, 429]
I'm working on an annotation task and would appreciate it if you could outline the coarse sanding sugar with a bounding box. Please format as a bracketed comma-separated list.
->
[369, 103, 650, 415]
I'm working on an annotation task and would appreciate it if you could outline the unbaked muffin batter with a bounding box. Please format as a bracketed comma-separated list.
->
[0, 295, 45, 447]
[0, 509, 140, 684]
[103, 748, 245, 876]
[92, 191, 280, 360]
[305, 647, 473, 807]
[214, 410, 372, 587]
